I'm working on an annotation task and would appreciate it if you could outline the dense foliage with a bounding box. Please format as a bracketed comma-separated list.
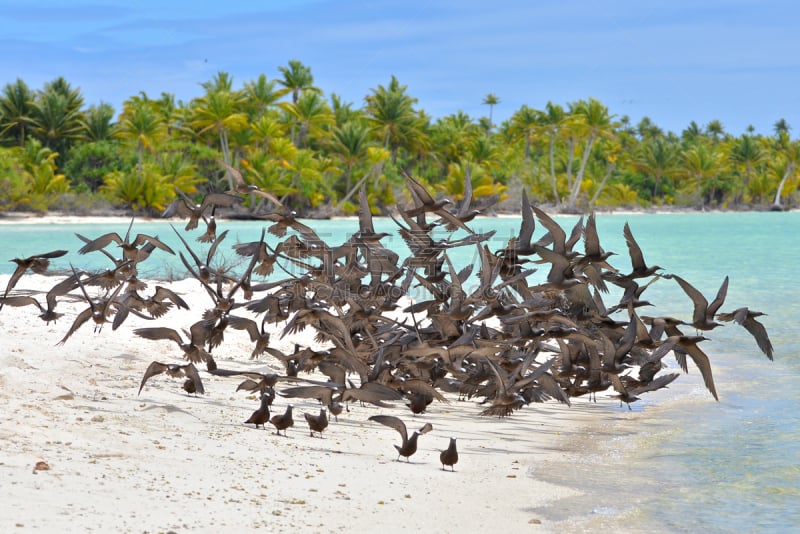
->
[1, 64, 798, 214]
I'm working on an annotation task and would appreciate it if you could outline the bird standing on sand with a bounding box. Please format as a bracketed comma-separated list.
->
[245, 391, 273, 429]
[369, 414, 433, 462]
[270, 404, 294, 436]
[440, 437, 459, 471]
[304, 408, 329, 438]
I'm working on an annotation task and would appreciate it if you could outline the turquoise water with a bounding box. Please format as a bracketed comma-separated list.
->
[1, 211, 798, 531]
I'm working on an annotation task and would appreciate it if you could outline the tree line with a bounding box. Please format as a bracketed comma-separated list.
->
[1, 60, 797, 215]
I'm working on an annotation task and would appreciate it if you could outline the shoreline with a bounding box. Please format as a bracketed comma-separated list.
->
[0, 274, 628, 532]
[0, 204, 795, 226]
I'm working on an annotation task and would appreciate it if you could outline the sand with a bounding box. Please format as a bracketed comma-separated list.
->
[0, 267, 613, 533]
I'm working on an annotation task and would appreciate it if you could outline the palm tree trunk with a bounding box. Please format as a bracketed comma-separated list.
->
[218, 128, 234, 190]
[564, 137, 577, 203]
[772, 162, 797, 208]
[566, 135, 596, 209]
[652, 172, 662, 198]
[548, 136, 559, 205]
[337, 173, 371, 210]
[589, 161, 616, 207]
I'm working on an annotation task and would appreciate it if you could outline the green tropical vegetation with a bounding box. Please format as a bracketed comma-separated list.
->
[1, 61, 798, 215]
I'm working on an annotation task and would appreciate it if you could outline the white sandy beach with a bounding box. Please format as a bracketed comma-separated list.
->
[0, 270, 623, 533]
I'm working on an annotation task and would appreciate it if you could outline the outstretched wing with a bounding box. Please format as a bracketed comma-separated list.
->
[182, 363, 205, 395]
[138, 361, 169, 395]
[368, 414, 408, 444]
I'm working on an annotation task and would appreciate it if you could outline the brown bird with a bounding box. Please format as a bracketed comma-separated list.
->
[162, 190, 243, 231]
[328, 398, 345, 422]
[77, 219, 174, 262]
[439, 437, 459, 471]
[244, 390, 274, 429]
[133, 321, 213, 364]
[270, 404, 294, 436]
[118, 285, 189, 319]
[609, 372, 679, 409]
[233, 239, 278, 277]
[226, 315, 272, 359]
[304, 408, 329, 437]
[341, 381, 404, 408]
[443, 164, 484, 231]
[138, 361, 204, 396]
[402, 172, 473, 233]
[172, 224, 230, 286]
[717, 307, 774, 361]
[219, 160, 284, 207]
[369, 414, 433, 462]
[0, 270, 83, 324]
[57, 268, 125, 345]
[669, 274, 729, 331]
[621, 222, 662, 279]
[207, 369, 294, 393]
[1, 249, 68, 311]
[667, 334, 719, 401]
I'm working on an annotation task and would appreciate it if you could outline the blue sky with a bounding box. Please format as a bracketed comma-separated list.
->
[2, 0, 799, 136]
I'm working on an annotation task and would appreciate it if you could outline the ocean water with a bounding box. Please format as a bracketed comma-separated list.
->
[1, 211, 798, 531]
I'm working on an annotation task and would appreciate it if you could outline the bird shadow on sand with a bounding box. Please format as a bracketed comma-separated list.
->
[137, 402, 202, 419]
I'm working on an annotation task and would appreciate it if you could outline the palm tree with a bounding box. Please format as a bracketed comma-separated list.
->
[200, 71, 235, 93]
[114, 98, 167, 177]
[771, 140, 800, 209]
[279, 91, 334, 148]
[705, 119, 725, 143]
[681, 143, 727, 207]
[482, 93, 500, 132]
[327, 121, 372, 196]
[30, 79, 85, 157]
[538, 102, 567, 203]
[681, 121, 703, 145]
[0, 78, 35, 146]
[190, 89, 248, 187]
[632, 137, 679, 198]
[773, 118, 791, 138]
[80, 103, 116, 142]
[587, 139, 624, 208]
[249, 114, 285, 152]
[277, 60, 320, 104]
[329, 93, 361, 127]
[564, 98, 617, 210]
[468, 135, 504, 174]
[507, 105, 538, 159]
[244, 74, 286, 119]
[364, 76, 424, 162]
[153, 92, 184, 137]
[430, 111, 479, 167]
[729, 134, 766, 204]
[635, 116, 663, 139]
[30, 92, 80, 151]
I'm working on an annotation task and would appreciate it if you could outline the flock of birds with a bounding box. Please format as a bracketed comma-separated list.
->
[0, 169, 775, 469]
